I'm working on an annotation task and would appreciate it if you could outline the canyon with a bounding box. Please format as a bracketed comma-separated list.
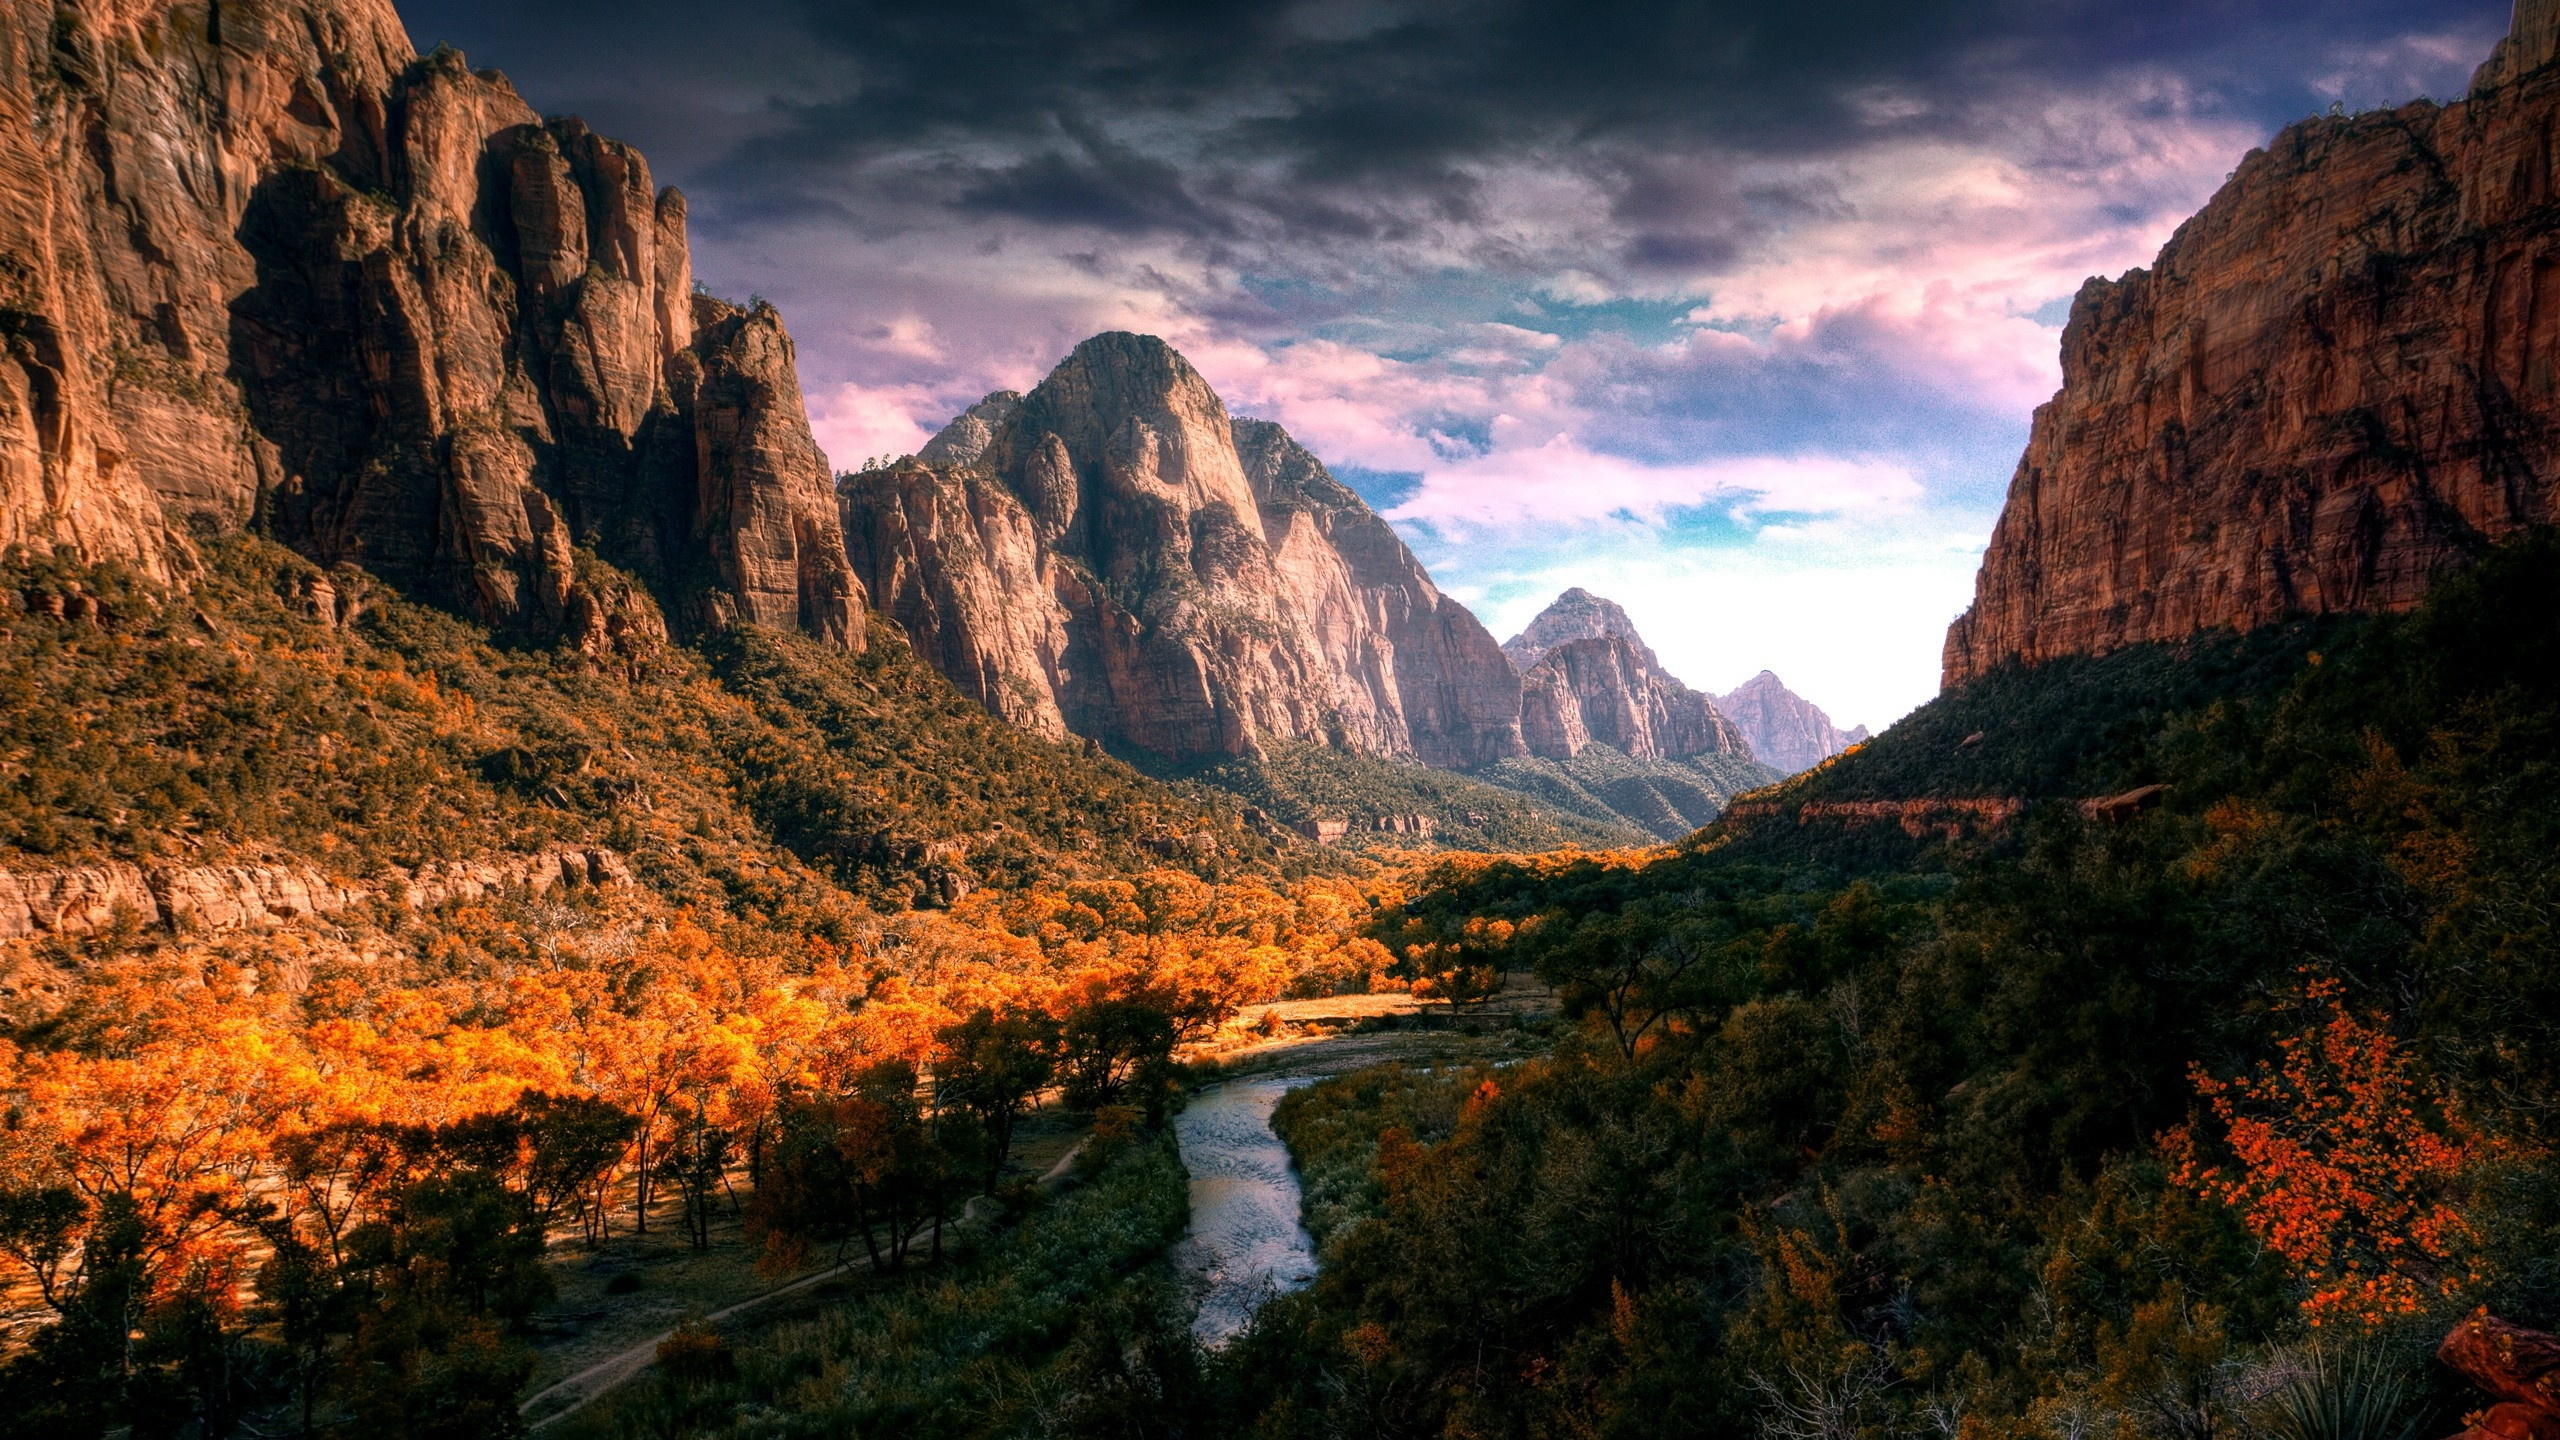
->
[1946, 0, 2560, 684]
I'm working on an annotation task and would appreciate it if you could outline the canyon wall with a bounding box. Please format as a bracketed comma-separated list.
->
[0, 0, 862, 649]
[843, 333, 1527, 764]
[1946, 0, 2560, 685]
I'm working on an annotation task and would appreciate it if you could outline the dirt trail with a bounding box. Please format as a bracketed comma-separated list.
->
[520, 1140, 1106, 1433]
[522, 1255, 856, 1427]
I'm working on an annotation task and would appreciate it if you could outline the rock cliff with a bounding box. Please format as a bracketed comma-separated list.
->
[1501, 589, 1754, 764]
[0, 846, 630, 940]
[1945, 0, 2560, 685]
[1517, 636, 1752, 763]
[0, 0, 862, 649]
[1715, 670, 1857, 774]
[842, 333, 1526, 764]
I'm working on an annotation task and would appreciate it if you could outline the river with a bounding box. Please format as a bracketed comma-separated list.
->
[1170, 1074, 1322, 1346]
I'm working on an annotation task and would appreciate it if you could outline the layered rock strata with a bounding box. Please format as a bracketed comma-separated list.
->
[1946, 0, 2560, 685]
[0, 0, 861, 648]
[1721, 796, 2023, 842]
[843, 334, 1526, 763]
[0, 847, 631, 940]
[1714, 670, 1857, 774]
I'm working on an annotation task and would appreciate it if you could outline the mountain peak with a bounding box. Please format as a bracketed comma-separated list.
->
[1503, 589, 1659, 675]
[844, 331, 1529, 766]
[1713, 673, 1853, 775]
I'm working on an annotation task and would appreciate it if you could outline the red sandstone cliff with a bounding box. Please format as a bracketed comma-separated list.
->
[1945, 0, 2560, 686]
[842, 334, 1527, 764]
[0, 0, 862, 649]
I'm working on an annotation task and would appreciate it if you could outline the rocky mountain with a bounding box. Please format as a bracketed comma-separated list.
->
[842, 333, 1527, 765]
[1945, 0, 2560, 685]
[1519, 637, 1751, 763]
[1500, 587, 1658, 672]
[1714, 670, 1857, 775]
[1500, 589, 1754, 765]
[0, 0, 863, 653]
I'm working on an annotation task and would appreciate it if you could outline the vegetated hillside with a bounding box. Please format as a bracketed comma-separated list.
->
[0, 542, 1436, 1437]
[1160, 742, 1644, 851]
[1475, 746, 1778, 841]
[1699, 616, 2343, 872]
[1204, 531, 2560, 1440]
[0, 536, 1301, 910]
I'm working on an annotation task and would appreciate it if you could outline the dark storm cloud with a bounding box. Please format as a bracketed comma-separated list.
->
[402, 0, 2504, 228]
[389, 0, 2518, 727]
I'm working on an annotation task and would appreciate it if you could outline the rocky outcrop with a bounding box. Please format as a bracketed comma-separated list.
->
[1518, 635, 1752, 762]
[1945, 0, 2560, 685]
[0, 847, 632, 941]
[841, 457, 1073, 738]
[2441, 1313, 2560, 1440]
[1722, 796, 2024, 841]
[844, 333, 1525, 763]
[0, 0, 861, 649]
[1715, 671, 1856, 774]
[1502, 589, 1755, 765]
[393, 847, 633, 911]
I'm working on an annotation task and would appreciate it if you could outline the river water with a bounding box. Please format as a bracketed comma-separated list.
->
[1170, 1075, 1321, 1346]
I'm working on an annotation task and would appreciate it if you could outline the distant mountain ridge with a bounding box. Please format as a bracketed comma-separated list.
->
[1497, 590, 1754, 767]
[1486, 590, 1779, 837]
[1500, 588, 1660, 673]
[1714, 671, 1860, 775]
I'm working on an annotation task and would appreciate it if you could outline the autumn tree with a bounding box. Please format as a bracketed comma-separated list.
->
[2167, 978, 2481, 1327]
[1059, 998, 1177, 1117]
[935, 1007, 1059, 1189]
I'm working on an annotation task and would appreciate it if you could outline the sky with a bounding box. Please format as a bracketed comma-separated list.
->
[397, 0, 2508, 733]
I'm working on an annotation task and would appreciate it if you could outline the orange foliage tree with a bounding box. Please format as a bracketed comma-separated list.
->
[2165, 976, 2482, 1327]
[0, 866, 1401, 1322]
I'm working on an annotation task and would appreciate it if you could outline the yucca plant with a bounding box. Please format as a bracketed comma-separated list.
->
[2254, 1347, 2429, 1440]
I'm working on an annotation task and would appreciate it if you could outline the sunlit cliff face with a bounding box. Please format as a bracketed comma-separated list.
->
[401, 0, 2506, 729]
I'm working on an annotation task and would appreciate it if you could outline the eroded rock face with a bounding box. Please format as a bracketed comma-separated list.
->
[1518, 634, 1752, 763]
[0, 847, 630, 940]
[1945, 0, 2560, 686]
[847, 333, 1525, 763]
[0, 0, 861, 649]
[1714, 670, 1855, 775]
[1503, 589, 1754, 765]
